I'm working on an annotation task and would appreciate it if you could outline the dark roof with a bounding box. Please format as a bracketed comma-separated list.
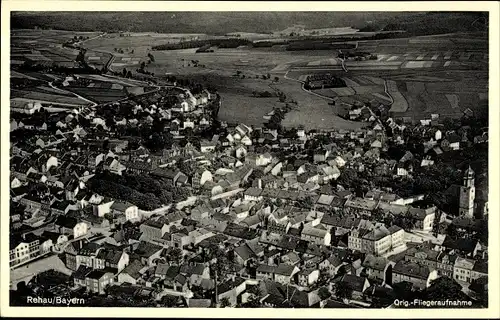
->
[274, 263, 296, 276]
[441, 236, 478, 253]
[179, 262, 205, 276]
[216, 277, 246, 295]
[51, 200, 72, 211]
[393, 260, 431, 280]
[86, 269, 110, 280]
[224, 223, 258, 240]
[341, 274, 367, 292]
[234, 244, 254, 261]
[111, 201, 135, 212]
[74, 265, 93, 280]
[55, 215, 78, 229]
[362, 254, 387, 271]
[472, 260, 488, 273]
[40, 230, 64, 243]
[134, 241, 163, 258]
[165, 266, 180, 280]
[96, 248, 124, 264]
[120, 259, 144, 279]
[256, 264, 275, 274]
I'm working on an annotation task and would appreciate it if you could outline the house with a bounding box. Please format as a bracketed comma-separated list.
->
[93, 198, 115, 217]
[39, 231, 69, 253]
[73, 265, 93, 288]
[320, 254, 346, 277]
[392, 260, 438, 290]
[103, 158, 127, 175]
[64, 239, 88, 271]
[404, 243, 439, 272]
[97, 248, 130, 273]
[117, 259, 145, 285]
[179, 262, 210, 286]
[435, 252, 457, 278]
[163, 266, 190, 293]
[297, 268, 320, 287]
[235, 145, 247, 159]
[301, 227, 331, 246]
[111, 201, 140, 223]
[274, 264, 300, 285]
[216, 277, 247, 307]
[10, 100, 43, 114]
[337, 274, 370, 300]
[9, 234, 40, 267]
[407, 206, 436, 232]
[84, 270, 115, 294]
[256, 264, 277, 281]
[192, 169, 213, 189]
[54, 216, 89, 239]
[348, 224, 404, 256]
[234, 243, 256, 265]
[362, 254, 392, 284]
[447, 133, 461, 150]
[313, 149, 330, 163]
[441, 236, 481, 258]
[133, 241, 164, 267]
[244, 187, 263, 201]
[200, 140, 216, 153]
[51, 200, 74, 215]
[139, 219, 169, 241]
[256, 153, 273, 167]
[470, 260, 488, 282]
[344, 198, 379, 216]
[453, 257, 476, 284]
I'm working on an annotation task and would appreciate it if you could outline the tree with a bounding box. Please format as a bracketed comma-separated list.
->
[104, 212, 114, 223]
[148, 53, 155, 62]
[220, 297, 231, 308]
[167, 248, 183, 265]
[333, 281, 352, 300]
[274, 76, 279, 82]
[298, 196, 314, 209]
[392, 281, 418, 302]
[161, 295, 178, 307]
[423, 277, 469, 302]
[318, 287, 332, 301]
[122, 68, 127, 77]
[371, 208, 385, 223]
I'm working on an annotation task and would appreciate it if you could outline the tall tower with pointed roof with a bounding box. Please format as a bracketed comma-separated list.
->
[459, 166, 475, 217]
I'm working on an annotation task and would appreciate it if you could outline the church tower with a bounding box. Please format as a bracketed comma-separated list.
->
[459, 166, 475, 217]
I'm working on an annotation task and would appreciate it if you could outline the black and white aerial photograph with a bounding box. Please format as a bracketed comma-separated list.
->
[2, 1, 499, 317]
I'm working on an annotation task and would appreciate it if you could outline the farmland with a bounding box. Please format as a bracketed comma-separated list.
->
[272, 81, 367, 131]
[10, 27, 489, 127]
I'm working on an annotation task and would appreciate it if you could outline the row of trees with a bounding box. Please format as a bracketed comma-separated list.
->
[152, 38, 252, 51]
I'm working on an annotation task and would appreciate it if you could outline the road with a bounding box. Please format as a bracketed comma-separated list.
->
[48, 81, 97, 108]
[74, 32, 107, 46]
[10, 254, 72, 290]
[383, 80, 395, 105]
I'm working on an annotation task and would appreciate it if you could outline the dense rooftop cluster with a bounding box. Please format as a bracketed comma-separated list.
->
[10, 67, 489, 308]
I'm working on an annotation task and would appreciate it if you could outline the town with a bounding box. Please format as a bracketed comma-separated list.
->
[9, 11, 489, 309]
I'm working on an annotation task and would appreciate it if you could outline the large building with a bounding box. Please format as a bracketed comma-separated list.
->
[459, 166, 475, 218]
[348, 224, 404, 256]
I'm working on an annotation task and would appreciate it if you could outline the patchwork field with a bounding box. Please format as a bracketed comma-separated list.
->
[11, 88, 92, 107]
[11, 29, 488, 127]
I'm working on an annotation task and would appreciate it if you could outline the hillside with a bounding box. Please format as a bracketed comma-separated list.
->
[10, 11, 488, 36]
